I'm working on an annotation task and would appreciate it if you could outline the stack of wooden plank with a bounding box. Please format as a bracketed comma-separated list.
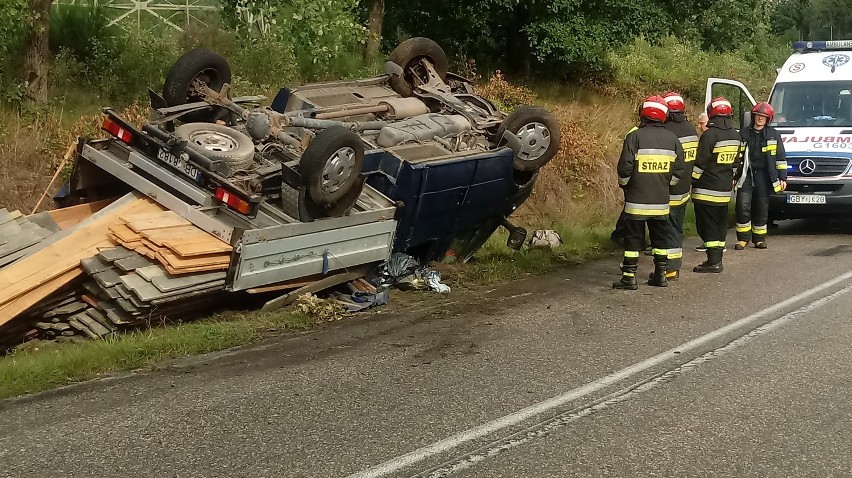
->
[0, 208, 57, 268]
[108, 211, 232, 275]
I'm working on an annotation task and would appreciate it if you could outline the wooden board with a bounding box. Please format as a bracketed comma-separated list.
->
[158, 250, 230, 270]
[151, 270, 226, 293]
[0, 196, 164, 327]
[166, 240, 232, 257]
[47, 198, 116, 230]
[140, 226, 214, 247]
[122, 211, 191, 233]
[108, 224, 142, 243]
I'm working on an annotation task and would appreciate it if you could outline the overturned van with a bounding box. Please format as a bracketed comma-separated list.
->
[707, 40, 852, 220]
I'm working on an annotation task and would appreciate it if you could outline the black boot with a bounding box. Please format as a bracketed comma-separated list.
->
[613, 262, 639, 290]
[693, 248, 724, 273]
[647, 255, 668, 287]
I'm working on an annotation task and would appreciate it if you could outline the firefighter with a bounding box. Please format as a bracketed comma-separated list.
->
[658, 91, 698, 279]
[613, 95, 686, 290]
[692, 96, 743, 273]
[734, 102, 787, 249]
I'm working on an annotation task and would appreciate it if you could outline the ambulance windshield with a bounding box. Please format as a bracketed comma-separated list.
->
[770, 81, 852, 127]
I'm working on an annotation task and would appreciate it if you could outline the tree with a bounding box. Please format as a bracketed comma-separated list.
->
[365, 0, 384, 59]
[23, 0, 53, 103]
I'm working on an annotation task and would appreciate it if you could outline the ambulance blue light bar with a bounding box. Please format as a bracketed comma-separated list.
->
[793, 40, 852, 51]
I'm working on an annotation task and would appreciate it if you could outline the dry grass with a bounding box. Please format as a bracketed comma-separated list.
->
[0, 102, 149, 213]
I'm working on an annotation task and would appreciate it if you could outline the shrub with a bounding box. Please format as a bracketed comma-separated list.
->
[49, 2, 116, 62]
[475, 71, 535, 112]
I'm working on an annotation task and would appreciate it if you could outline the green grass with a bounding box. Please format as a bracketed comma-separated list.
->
[0, 310, 314, 400]
[438, 220, 619, 287]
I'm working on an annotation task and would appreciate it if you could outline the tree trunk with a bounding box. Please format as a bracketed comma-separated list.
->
[365, 0, 385, 60]
[24, 0, 53, 104]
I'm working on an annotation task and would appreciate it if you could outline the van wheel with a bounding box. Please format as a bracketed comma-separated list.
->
[175, 123, 255, 175]
[164, 48, 232, 123]
[300, 126, 365, 207]
[498, 106, 561, 171]
[388, 37, 449, 97]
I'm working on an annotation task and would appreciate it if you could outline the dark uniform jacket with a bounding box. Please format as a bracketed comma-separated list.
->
[664, 113, 699, 207]
[736, 125, 787, 192]
[617, 122, 686, 220]
[692, 116, 743, 205]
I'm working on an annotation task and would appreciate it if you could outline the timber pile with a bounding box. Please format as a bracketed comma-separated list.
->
[0, 194, 233, 348]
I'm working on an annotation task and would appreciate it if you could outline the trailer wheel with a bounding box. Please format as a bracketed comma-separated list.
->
[497, 106, 561, 172]
[300, 126, 365, 207]
[175, 123, 255, 175]
[388, 37, 449, 97]
[164, 48, 232, 123]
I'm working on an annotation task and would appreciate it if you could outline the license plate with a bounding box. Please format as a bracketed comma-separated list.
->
[787, 194, 827, 204]
[156, 148, 201, 181]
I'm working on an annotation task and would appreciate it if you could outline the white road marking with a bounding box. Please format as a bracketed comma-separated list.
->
[346, 270, 852, 478]
[417, 282, 852, 477]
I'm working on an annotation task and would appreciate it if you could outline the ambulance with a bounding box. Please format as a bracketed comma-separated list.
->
[706, 40, 852, 220]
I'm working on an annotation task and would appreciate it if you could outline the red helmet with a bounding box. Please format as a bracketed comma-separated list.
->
[662, 91, 685, 113]
[707, 96, 733, 117]
[751, 102, 774, 121]
[639, 95, 668, 123]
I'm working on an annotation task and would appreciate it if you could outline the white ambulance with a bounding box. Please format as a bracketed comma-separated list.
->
[706, 40, 852, 220]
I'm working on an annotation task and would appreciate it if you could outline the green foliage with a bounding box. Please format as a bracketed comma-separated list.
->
[609, 36, 778, 102]
[0, 0, 28, 63]
[49, 2, 117, 61]
[772, 0, 852, 40]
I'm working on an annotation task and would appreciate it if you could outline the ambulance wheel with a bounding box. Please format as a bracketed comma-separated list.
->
[498, 106, 561, 172]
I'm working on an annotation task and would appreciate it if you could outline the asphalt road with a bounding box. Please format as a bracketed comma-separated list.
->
[2, 220, 852, 478]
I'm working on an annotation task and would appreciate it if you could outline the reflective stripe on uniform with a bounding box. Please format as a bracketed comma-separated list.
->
[692, 166, 704, 179]
[704, 240, 726, 248]
[669, 192, 691, 206]
[623, 272, 635, 277]
[776, 161, 788, 171]
[772, 180, 782, 193]
[624, 251, 640, 258]
[636, 148, 676, 173]
[713, 139, 741, 151]
[680, 135, 699, 162]
[652, 248, 668, 256]
[624, 202, 669, 216]
[753, 224, 768, 234]
[618, 176, 631, 186]
[763, 139, 778, 153]
[736, 222, 752, 233]
[692, 188, 732, 203]
[667, 248, 683, 259]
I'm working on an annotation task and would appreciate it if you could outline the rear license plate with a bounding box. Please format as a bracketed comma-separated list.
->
[787, 194, 827, 204]
[156, 148, 202, 182]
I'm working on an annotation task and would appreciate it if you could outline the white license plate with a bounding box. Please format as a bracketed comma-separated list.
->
[787, 194, 827, 204]
[156, 148, 201, 181]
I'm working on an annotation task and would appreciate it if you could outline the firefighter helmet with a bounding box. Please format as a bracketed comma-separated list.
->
[639, 95, 668, 123]
[662, 91, 685, 113]
[751, 102, 774, 122]
[707, 96, 733, 117]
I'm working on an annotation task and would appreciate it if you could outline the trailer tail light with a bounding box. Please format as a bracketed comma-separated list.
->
[215, 187, 252, 215]
[101, 117, 134, 145]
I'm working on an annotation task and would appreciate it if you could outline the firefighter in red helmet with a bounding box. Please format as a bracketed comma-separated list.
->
[734, 101, 787, 249]
[691, 96, 743, 273]
[613, 95, 686, 290]
[658, 91, 698, 279]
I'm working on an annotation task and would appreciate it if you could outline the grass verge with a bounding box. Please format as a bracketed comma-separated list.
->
[0, 310, 314, 400]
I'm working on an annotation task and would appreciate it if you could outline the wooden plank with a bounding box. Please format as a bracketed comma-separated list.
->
[245, 276, 324, 295]
[139, 225, 213, 247]
[0, 209, 13, 227]
[93, 268, 124, 289]
[114, 254, 153, 272]
[85, 309, 115, 331]
[166, 241, 232, 258]
[0, 196, 162, 312]
[149, 283, 224, 305]
[151, 271, 226, 293]
[122, 211, 191, 232]
[9, 210, 22, 220]
[103, 307, 133, 326]
[164, 263, 228, 275]
[81, 294, 101, 310]
[261, 267, 371, 312]
[158, 250, 230, 270]
[68, 316, 100, 339]
[109, 224, 142, 243]
[135, 265, 168, 283]
[46, 198, 116, 230]
[77, 313, 111, 337]
[81, 256, 115, 275]
[97, 246, 137, 263]
[0, 268, 83, 327]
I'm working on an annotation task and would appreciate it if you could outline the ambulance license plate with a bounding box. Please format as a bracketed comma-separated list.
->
[787, 194, 826, 204]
